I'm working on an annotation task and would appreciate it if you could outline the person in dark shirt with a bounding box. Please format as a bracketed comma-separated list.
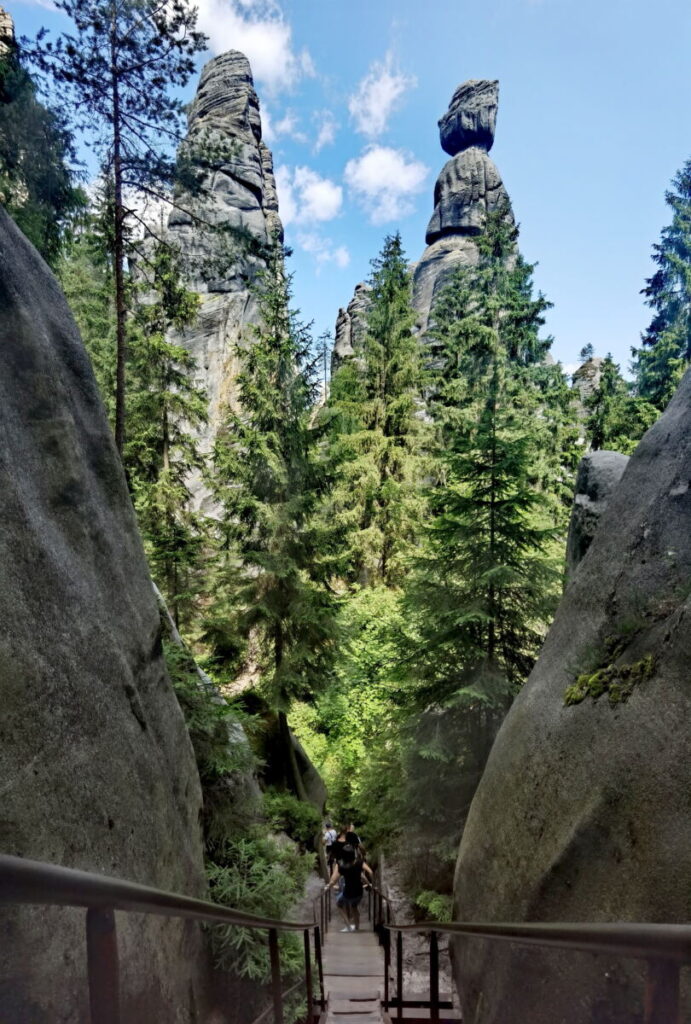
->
[325, 842, 373, 931]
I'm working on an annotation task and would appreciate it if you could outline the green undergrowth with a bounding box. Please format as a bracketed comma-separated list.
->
[164, 640, 313, 993]
[263, 788, 321, 846]
[414, 890, 453, 923]
[564, 654, 655, 707]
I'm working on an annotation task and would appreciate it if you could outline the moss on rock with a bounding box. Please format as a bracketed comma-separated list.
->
[564, 654, 655, 707]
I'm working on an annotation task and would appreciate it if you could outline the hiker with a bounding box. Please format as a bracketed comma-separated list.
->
[325, 842, 373, 932]
[322, 821, 337, 874]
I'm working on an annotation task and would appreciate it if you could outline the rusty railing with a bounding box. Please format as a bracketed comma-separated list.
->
[0, 853, 326, 1024]
[369, 884, 691, 1024]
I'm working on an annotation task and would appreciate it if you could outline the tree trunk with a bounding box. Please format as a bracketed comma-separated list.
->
[111, 39, 127, 455]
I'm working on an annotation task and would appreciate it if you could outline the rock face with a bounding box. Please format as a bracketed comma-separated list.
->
[0, 208, 213, 1022]
[452, 368, 691, 1023]
[439, 79, 498, 156]
[331, 282, 372, 373]
[412, 79, 513, 334]
[168, 50, 282, 511]
[565, 450, 630, 582]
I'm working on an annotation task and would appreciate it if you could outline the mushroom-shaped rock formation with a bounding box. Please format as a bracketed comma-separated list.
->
[439, 79, 498, 156]
[452, 369, 691, 1023]
[412, 78, 513, 334]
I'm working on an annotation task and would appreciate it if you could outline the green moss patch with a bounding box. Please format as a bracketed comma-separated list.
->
[564, 654, 655, 707]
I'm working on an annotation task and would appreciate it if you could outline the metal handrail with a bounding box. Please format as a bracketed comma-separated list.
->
[0, 854, 312, 930]
[0, 854, 326, 1024]
[367, 883, 690, 1024]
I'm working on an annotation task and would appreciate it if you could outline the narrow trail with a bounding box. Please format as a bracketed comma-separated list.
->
[322, 925, 386, 1024]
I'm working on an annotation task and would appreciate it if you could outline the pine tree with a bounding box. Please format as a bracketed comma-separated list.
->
[321, 233, 426, 587]
[403, 208, 563, 713]
[27, 0, 206, 452]
[585, 354, 657, 454]
[126, 237, 207, 629]
[0, 33, 84, 264]
[633, 158, 691, 409]
[208, 242, 338, 798]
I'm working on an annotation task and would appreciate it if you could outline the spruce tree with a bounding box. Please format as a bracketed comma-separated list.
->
[27, 0, 206, 452]
[126, 237, 207, 629]
[0, 32, 84, 264]
[403, 208, 562, 714]
[208, 242, 338, 799]
[322, 233, 425, 587]
[633, 158, 691, 409]
[584, 354, 657, 454]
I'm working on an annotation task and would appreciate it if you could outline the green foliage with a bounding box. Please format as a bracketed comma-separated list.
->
[584, 354, 658, 454]
[206, 834, 312, 981]
[0, 42, 84, 264]
[403, 208, 563, 711]
[126, 237, 208, 629]
[263, 789, 321, 845]
[207, 241, 338, 710]
[633, 158, 691, 409]
[414, 890, 453, 923]
[319, 233, 427, 587]
[564, 655, 655, 707]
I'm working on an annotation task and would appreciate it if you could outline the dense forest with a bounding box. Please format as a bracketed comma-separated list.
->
[2, 0, 691, 1005]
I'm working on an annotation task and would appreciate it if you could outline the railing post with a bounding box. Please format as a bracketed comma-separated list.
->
[429, 930, 439, 1024]
[314, 926, 325, 1010]
[86, 907, 120, 1024]
[328, 887, 332, 924]
[383, 928, 390, 1011]
[303, 929, 314, 1024]
[396, 931, 403, 1022]
[644, 959, 681, 1024]
[268, 928, 283, 1024]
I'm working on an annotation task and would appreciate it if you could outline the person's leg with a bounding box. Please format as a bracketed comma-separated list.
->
[351, 903, 360, 931]
[337, 898, 350, 929]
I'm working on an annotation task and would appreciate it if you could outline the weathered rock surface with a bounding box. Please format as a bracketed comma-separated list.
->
[425, 148, 511, 243]
[331, 282, 372, 372]
[0, 207, 212, 1023]
[452, 368, 691, 1023]
[412, 79, 512, 335]
[565, 450, 629, 582]
[168, 50, 282, 511]
[439, 79, 498, 156]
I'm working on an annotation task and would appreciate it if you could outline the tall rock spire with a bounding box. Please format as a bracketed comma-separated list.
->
[412, 78, 513, 333]
[166, 50, 283, 511]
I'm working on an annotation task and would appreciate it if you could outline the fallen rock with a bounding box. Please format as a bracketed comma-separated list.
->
[0, 207, 212, 1023]
[452, 368, 691, 1023]
[439, 79, 498, 156]
[565, 450, 630, 582]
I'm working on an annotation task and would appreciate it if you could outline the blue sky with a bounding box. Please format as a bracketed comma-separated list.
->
[10, 0, 691, 373]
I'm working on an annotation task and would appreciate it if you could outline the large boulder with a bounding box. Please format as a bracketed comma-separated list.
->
[425, 148, 511, 244]
[331, 282, 372, 372]
[565, 450, 630, 581]
[439, 79, 498, 156]
[0, 207, 211, 1023]
[452, 369, 691, 1023]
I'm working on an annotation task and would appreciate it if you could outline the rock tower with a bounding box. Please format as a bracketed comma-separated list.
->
[167, 51, 282, 511]
[412, 78, 513, 334]
[332, 79, 513, 371]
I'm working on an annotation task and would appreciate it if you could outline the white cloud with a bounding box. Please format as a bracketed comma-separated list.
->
[275, 165, 343, 226]
[195, 0, 313, 95]
[297, 232, 350, 270]
[344, 146, 429, 225]
[348, 52, 417, 138]
[313, 110, 338, 153]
